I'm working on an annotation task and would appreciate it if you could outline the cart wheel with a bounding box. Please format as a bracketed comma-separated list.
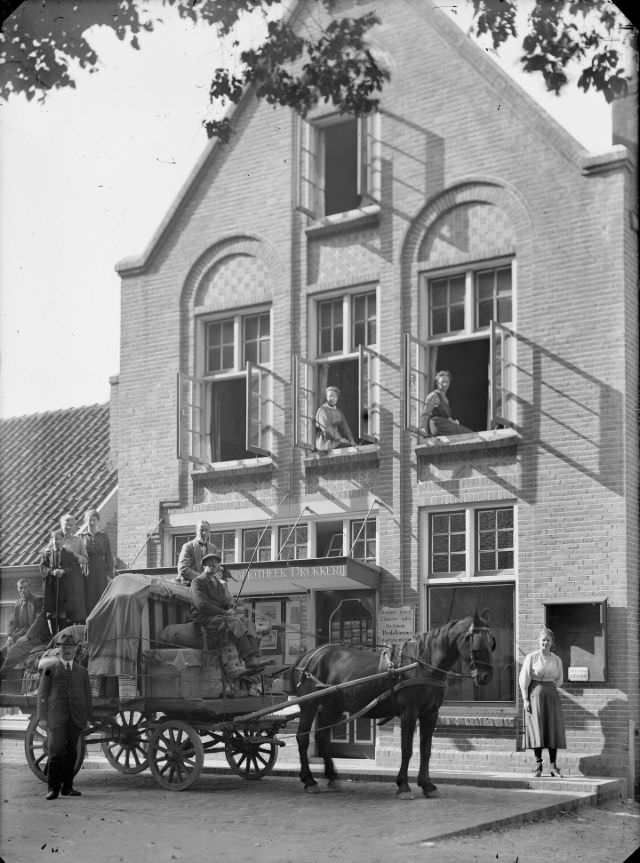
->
[225, 728, 278, 780]
[148, 719, 204, 791]
[100, 710, 152, 774]
[24, 714, 86, 783]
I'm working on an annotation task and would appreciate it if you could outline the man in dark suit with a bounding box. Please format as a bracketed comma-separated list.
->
[189, 550, 268, 675]
[177, 520, 218, 585]
[37, 631, 92, 800]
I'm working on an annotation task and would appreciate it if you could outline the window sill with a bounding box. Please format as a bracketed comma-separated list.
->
[304, 443, 380, 471]
[415, 428, 521, 459]
[305, 204, 380, 238]
[190, 456, 275, 479]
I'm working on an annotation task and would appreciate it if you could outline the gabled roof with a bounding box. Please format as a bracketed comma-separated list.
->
[0, 403, 117, 566]
[114, 0, 624, 278]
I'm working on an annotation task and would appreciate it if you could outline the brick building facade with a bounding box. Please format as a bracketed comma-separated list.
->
[113, 1, 638, 781]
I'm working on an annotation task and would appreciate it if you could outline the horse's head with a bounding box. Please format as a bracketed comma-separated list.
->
[464, 609, 495, 686]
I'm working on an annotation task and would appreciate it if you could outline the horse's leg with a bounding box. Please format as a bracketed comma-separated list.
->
[417, 711, 439, 797]
[296, 704, 320, 792]
[396, 709, 417, 798]
[316, 706, 340, 791]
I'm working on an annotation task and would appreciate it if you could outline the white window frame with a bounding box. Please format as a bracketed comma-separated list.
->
[296, 111, 381, 219]
[403, 258, 517, 435]
[421, 503, 517, 585]
[294, 285, 380, 450]
[177, 305, 274, 464]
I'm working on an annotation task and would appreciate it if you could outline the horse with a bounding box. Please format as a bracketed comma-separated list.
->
[291, 610, 495, 798]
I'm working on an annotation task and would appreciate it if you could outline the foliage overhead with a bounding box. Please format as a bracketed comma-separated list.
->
[0, 0, 636, 142]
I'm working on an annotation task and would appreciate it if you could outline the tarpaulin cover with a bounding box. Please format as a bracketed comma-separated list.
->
[86, 572, 191, 679]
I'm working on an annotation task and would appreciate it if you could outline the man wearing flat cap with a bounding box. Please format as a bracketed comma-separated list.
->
[177, 520, 219, 585]
[37, 630, 92, 800]
[189, 549, 264, 674]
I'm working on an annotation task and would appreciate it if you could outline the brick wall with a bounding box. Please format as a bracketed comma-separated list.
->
[115, 0, 637, 775]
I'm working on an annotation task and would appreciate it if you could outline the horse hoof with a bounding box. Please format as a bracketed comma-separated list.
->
[304, 784, 321, 794]
[422, 787, 440, 798]
[396, 791, 415, 801]
[327, 780, 342, 792]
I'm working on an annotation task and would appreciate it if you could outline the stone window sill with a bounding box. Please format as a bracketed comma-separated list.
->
[190, 456, 274, 480]
[415, 428, 521, 459]
[304, 443, 380, 471]
[305, 204, 380, 238]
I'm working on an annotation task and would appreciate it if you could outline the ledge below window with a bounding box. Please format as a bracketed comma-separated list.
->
[415, 428, 521, 459]
[190, 456, 275, 480]
[305, 204, 381, 238]
[304, 443, 380, 471]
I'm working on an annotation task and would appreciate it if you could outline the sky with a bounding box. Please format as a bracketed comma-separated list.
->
[0, 1, 629, 418]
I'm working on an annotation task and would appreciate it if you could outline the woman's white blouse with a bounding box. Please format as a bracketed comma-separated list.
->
[519, 650, 563, 700]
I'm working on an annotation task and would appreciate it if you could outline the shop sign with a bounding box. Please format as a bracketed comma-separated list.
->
[377, 606, 415, 645]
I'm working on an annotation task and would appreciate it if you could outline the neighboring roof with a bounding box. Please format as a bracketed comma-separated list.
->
[0, 403, 117, 566]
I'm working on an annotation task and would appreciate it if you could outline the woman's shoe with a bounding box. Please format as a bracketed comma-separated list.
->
[550, 764, 562, 777]
[533, 764, 542, 778]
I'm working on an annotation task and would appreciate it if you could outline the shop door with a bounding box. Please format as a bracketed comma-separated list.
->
[316, 592, 376, 758]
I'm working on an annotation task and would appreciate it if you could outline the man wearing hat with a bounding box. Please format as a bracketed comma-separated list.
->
[315, 385, 356, 452]
[189, 549, 265, 674]
[37, 630, 92, 800]
[177, 520, 219, 585]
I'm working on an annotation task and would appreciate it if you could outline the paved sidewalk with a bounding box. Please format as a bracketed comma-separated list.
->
[1, 730, 625, 842]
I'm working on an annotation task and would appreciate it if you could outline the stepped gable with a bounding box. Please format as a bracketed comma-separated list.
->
[0, 403, 116, 566]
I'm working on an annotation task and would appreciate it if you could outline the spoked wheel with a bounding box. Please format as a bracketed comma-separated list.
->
[148, 719, 204, 791]
[225, 728, 279, 780]
[100, 710, 152, 774]
[24, 714, 86, 783]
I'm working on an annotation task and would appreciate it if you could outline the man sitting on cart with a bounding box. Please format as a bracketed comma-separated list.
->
[189, 550, 269, 676]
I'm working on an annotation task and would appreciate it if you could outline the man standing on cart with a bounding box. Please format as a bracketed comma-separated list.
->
[37, 631, 92, 800]
[177, 520, 218, 585]
[189, 550, 269, 676]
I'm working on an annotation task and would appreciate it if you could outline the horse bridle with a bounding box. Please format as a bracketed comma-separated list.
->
[465, 622, 495, 680]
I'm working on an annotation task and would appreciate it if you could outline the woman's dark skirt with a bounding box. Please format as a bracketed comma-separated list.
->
[524, 680, 566, 749]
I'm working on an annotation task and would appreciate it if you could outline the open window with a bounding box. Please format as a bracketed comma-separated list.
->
[294, 288, 379, 451]
[545, 600, 608, 683]
[403, 261, 516, 436]
[177, 308, 275, 464]
[296, 112, 381, 219]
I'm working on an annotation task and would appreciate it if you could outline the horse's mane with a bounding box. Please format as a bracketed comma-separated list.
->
[414, 616, 472, 662]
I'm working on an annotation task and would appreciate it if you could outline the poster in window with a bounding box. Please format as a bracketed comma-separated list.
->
[254, 601, 282, 653]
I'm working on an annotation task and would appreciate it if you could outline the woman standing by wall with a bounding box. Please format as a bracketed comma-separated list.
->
[77, 508, 113, 614]
[519, 626, 566, 777]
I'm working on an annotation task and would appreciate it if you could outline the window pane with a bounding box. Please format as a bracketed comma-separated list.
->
[242, 527, 272, 562]
[431, 308, 447, 335]
[450, 553, 466, 571]
[449, 305, 465, 332]
[479, 552, 495, 570]
[432, 514, 450, 533]
[431, 281, 447, 307]
[497, 297, 512, 323]
[433, 534, 449, 554]
[497, 550, 514, 569]
[449, 277, 465, 304]
[450, 533, 465, 552]
[428, 584, 515, 702]
[476, 507, 514, 572]
[432, 554, 449, 574]
[323, 118, 360, 216]
[450, 513, 465, 532]
[477, 300, 492, 328]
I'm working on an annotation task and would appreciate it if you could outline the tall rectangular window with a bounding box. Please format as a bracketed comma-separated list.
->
[244, 312, 271, 365]
[210, 530, 236, 563]
[242, 527, 272, 562]
[278, 525, 308, 560]
[350, 518, 376, 562]
[477, 507, 514, 572]
[430, 511, 466, 575]
[205, 319, 235, 373]
[475, 266, 512, 329]
[429, 275, 465, 336]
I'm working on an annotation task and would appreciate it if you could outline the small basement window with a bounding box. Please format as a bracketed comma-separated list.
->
[544, 600, 607, 684]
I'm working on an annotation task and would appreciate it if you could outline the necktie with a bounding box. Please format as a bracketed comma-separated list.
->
[65, 663, 71, 672]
